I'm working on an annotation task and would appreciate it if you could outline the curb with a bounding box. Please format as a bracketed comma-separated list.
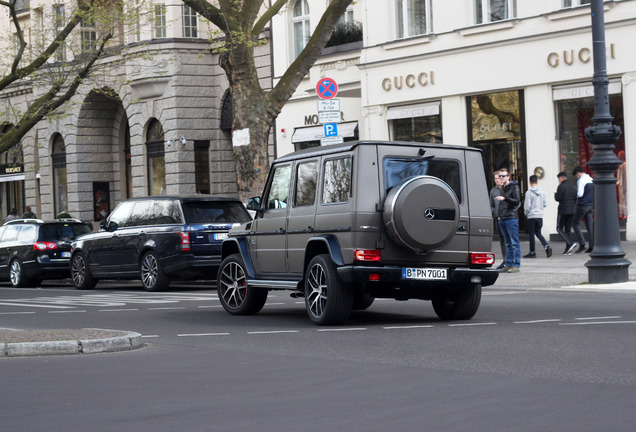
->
[0, 329, 144, 358]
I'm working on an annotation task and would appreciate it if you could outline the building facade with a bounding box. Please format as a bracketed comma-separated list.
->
[272, 0, 636, 240]
[0, 0, 272, 223]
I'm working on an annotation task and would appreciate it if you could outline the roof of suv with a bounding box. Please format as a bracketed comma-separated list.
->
[3, 218, 88, 226]
[274, 140, 484, 163]
[119, 195, 243, 203]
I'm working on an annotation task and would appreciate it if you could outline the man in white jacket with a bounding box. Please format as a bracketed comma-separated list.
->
[523, 175, 552, 258]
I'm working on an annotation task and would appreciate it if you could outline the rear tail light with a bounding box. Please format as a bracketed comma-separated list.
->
[34, 242, 57, 251]
[354, 249, 381, 262]
[179, 232, 191, 251]
[470, 252, 495, 265]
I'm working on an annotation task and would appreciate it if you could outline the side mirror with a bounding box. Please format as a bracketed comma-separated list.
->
[246, 197, 261, 211]
[99, 219, 108, 231]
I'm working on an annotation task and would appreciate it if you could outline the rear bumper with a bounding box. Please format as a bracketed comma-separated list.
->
[23, 257, 71, 279]
[337, 265, 498, 287]
[162, 254, 222, 279]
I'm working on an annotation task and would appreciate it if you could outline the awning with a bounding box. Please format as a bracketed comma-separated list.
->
[0, 173, 25, 183]
[386, 101, 440, 120]
[292, 121, 358, 143]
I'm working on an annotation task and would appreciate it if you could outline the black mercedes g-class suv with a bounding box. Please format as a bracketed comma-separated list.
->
[218, 141, 498, 325]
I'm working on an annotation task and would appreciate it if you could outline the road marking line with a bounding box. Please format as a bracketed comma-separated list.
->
[575, 316, 622, 320]
[383, 325, 435, 330]
[448, 322, 497, 327]
[264, 302, 285, 306]
[147, 307, 186, 310]
[317, 328, 367, 332]
[0, 311, 36, 315]
[178, 332, 231, 337]
[141, 335, 160, 338]
[560, 320, 636, 326]
[247, 330, 299, 334]
[48, 310, 87, 314]
[514, 319, 561, 324]
[0, 302, 73, 309]
[98, 308, 139, 312]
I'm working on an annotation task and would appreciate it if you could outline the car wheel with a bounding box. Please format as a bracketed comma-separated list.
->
[304, 254, 353, 325]
[9, 259, 34, 288]
[352, 293, 375, 311]
[140, 251, 170, 292]
[432, 283, 481, 320]
[217, 254, 267, 315]
[71, 252, 97, 290]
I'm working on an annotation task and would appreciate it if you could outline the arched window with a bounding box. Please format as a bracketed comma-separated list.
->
[146, 119, 165, 195]
[292, 0, 310, 58]
[51, 134, 68, 215]
[220, 91, 233, 132]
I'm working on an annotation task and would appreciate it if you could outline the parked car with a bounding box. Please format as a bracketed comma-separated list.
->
[0, 218, 93, 287]
[218, 141, 498, 325]
[70, 196, 252, 291]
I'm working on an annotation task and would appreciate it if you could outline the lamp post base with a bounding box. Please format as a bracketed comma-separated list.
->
[586, 258, 631, 284]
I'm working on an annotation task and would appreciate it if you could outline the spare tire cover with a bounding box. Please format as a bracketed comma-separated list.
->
[383, 175, 460, 252]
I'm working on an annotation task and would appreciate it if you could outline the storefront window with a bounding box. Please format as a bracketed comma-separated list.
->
[557, 93, 626, 220]
[51, 134, 68, 216]
[146, 119, 166, 196]
[388, 102, 442, 143]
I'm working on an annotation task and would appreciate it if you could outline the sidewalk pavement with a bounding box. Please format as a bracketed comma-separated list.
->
[492, 239, 636, 292]
[2, 240, 636, 357]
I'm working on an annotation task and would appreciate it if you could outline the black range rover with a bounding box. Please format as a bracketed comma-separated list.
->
[70, 196, 251, 291]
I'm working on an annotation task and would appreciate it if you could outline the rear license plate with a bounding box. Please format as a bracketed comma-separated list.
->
[402, 267, 448, 280]
[212, 233, 228, 241]
[62, 251, 71, 258]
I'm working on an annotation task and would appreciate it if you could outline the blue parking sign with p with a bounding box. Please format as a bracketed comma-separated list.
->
[324, 123, 338, 137]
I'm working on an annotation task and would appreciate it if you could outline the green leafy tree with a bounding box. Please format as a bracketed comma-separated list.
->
[183, 0, 354, 197]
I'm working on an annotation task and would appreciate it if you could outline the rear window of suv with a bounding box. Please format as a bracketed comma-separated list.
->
[182, 201, 251, 224]
[39, 223, 92, 241]
[384, 157, 462, 202]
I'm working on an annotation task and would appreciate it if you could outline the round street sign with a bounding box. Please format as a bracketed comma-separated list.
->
[316, 77, 338, 99]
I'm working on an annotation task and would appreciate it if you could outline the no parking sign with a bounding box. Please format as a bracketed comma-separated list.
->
[316, 78, 338, 99]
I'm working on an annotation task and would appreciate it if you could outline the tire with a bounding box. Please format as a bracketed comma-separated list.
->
[432, 283, 482, 320]
[71, 252, 97, 290]
[383, 175, 459, 252]
[140, 251, 170, 292]
[304, 254, 353, 325]
[217, 254, 267, 315]
[9, 259, 35, 288]
[352, 293, 375, 311]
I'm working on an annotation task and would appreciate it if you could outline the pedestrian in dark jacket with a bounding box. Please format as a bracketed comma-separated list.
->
[489, 170, 506, 269]
[494, 168, 521, 272]
[554, 171, 578, 255]
[572, 166, 594, 253]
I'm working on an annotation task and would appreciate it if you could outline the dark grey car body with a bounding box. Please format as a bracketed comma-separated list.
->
[219, 141, 498, 324]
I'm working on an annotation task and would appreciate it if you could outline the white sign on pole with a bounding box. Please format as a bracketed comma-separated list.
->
[318, 111, 341, 124]
[317, 99, 340, 112]
[320, 136, 344, 146]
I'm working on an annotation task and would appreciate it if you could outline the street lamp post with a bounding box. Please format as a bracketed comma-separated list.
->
[584, 0, 631, 283]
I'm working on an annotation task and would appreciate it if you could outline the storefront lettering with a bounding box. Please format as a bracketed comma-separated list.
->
[547, 44, 615, 68]
[382, 72, 435, 91]
[479, 122, 513, 134]
[5, 166, 21, 173]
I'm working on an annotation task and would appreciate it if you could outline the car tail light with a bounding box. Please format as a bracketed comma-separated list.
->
[354, 249, 381, 262]
[34, 242, 57, 251]
[369, 273, 381, 281]
[470, 252, 495, 265]
[179, 232, 191, 251]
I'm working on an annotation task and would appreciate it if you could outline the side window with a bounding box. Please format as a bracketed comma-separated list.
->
[295, 161, 318, 207]
[1, 225, 20, 242]
[265, 165, 292, 210]
[322, 157, 352, 204]
[153, 200, 182, 224]
[17, 225, 37, 243]
[128, 201, 154, 227]
[108, 201, 135, 228]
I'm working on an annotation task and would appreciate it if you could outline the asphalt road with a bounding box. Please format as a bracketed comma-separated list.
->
[1, 282, 636, 431]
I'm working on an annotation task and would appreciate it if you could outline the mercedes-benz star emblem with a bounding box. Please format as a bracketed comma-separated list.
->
[424, 208, 435, 220]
